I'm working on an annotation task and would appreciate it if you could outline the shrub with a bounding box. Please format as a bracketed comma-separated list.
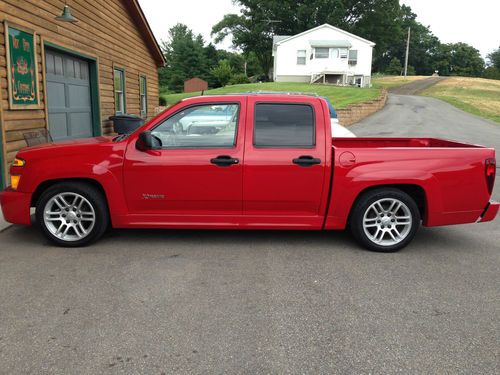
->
[229, 73, 250, 85]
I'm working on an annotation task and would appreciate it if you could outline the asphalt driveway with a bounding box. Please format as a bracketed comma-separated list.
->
[350, 93, 500, 151]
[0, 94, 499, 374]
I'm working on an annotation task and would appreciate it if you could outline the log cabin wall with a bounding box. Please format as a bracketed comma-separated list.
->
[0, 0, 164, 187]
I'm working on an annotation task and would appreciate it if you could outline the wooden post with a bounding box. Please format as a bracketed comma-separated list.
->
[404, 27, 411, 77]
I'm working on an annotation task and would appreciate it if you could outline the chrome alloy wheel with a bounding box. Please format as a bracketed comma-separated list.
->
[362, 198, 412, 246]
[43, 193, 96, 242]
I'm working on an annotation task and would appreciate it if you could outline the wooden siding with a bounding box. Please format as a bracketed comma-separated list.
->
[0, 0, 161, 181]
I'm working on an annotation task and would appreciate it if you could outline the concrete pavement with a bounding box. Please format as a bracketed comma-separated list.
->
[0, 210, 10, 231]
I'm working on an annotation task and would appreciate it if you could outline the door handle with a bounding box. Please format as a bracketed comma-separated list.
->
[292, 155, 321, 167]
[210, 155, 240, 167]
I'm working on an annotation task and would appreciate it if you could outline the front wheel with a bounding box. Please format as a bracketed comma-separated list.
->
[349, 188, 421, 252]
[36, 182, 109, 247]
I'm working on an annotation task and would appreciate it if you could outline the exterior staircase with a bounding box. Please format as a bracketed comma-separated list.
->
[310, 73, 325, 84]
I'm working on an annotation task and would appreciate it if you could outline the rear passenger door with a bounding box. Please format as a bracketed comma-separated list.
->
[242, 97, 329, 228]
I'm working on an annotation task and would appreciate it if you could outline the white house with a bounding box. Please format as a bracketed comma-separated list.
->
[272, 24, 375, 87]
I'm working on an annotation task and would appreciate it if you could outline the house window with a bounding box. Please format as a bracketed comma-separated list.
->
[139, 75, 147, 117]
[314, 47, 329, 59]
[348, 50, 358, 65]
[297, 50, 306, 65]
[114, 67, 126, 114]
[340, 48, 348, 59]
[331, 48, 339, 58]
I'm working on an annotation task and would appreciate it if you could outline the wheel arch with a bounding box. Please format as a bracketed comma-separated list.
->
[349, 184, 427, 224]
[30, 178, 118, 230]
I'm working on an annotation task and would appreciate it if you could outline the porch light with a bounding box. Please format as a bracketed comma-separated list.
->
[55, 3, 78, 23]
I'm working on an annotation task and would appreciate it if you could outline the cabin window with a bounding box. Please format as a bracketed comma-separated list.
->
[314, 47, 329, 59]
[296, 50, 306, 65]
[254, 103, 315, 148]
[152, 103, 240, 148]
[114, 67, 126, 114]
[139, 75, 147, 117]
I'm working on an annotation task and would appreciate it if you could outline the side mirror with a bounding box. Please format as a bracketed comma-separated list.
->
[136, 131, 155, 151]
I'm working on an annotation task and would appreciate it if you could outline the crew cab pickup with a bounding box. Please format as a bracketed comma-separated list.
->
[1, 94, 498, 251]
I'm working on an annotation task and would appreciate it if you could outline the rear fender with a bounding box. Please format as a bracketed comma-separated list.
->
[325, 167, 440, 229]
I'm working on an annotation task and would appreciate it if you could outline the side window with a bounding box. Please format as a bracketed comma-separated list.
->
[254, 103, 315, 148]
[348, 50, 358, 65]
[114, 67, 126, 114]
[139, 75, 147, 117]
[296, 50, 306, 65]
[152, 103, 239, 148]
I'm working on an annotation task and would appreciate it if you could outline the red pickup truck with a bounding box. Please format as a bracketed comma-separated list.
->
[1, 93, 498, 251]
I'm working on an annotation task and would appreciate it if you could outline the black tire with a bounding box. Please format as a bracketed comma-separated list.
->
[349, 188, 421, 252]
[35, 182, 109, 247]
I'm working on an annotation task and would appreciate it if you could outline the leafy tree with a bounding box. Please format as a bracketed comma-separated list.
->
[160, 24, 209, 92]
[484, 47, 500, 79]
[444, 43, 484, 77]
[484, 66, 500, 80]
[385, 57, 403, 75]
[211, 60, 234, 86]
[370, 5, 440, 75]
[487, 47, 500, 68]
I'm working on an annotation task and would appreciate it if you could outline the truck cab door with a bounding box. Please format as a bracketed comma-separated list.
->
[242, 97, 330, 228]
[122, 98, 246, 227]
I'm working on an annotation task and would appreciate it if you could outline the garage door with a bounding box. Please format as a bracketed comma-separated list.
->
[45, 49, 93, 141]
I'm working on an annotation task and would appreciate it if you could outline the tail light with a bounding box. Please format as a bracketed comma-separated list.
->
[485, 158, 496, 194]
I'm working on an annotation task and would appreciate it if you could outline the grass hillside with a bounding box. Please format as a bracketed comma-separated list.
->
[160, 82, 381, 109]
[421, 77, 500, 124]
[371, 75, 429, 89]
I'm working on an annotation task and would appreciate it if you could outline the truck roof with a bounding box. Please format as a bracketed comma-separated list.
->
[180, 91, 322, 101]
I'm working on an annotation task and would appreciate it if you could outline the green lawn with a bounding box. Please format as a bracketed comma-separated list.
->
[421, 77, 500, 124]
[160, 82, 381, 109]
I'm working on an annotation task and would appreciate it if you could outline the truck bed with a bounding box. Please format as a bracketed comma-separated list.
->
[326, 137, 495, 230]
[332, 137, 484, 149]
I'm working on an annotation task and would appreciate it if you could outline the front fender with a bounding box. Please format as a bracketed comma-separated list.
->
[20, 160, 127, 224]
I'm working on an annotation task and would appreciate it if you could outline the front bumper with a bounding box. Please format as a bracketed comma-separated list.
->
[478, 201, 500, 223]
[0, 189, 32, 225]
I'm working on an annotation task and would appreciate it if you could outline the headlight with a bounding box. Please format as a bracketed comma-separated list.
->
[12, 158, 26, 167]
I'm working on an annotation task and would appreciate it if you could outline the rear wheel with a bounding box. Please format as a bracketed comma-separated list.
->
[350, 188, 420, 252]
[35, 182, 109, 247]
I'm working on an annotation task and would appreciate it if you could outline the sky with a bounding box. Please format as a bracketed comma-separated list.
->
[138, 0, 500, 59]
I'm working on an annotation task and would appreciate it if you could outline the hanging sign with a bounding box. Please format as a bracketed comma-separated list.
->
[5, 23, 40, 109]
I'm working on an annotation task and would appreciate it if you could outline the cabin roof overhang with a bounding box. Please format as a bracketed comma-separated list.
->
[123, 0, 166, 67]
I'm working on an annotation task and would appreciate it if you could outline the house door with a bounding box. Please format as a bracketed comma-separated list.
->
[45, 49, 93, 141]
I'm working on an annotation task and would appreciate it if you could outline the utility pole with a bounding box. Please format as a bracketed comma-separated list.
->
[404, 27, 411, 77]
